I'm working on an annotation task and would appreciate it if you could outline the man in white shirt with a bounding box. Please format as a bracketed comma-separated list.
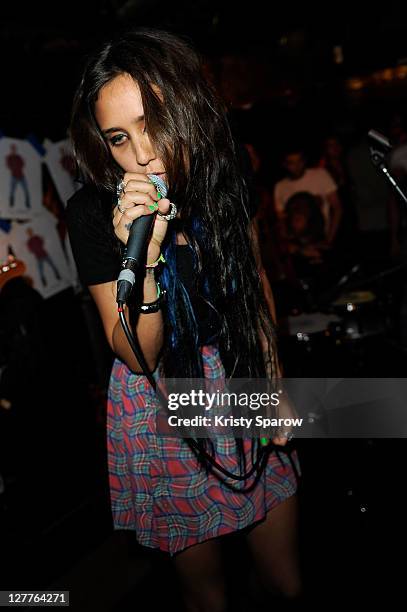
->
[274, 148, 343, 246]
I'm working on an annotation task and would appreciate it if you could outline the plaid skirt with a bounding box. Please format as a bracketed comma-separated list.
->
[107, 344, 301, 556]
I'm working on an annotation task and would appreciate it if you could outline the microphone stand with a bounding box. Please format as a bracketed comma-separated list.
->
[368, 129, 407, 206]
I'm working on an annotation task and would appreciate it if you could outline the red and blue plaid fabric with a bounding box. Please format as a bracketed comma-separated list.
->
[107, 344, 301, 556]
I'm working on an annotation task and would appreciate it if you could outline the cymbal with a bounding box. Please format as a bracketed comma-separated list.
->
[333, 290, 376, 306]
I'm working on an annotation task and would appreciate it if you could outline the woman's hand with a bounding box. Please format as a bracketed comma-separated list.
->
[271, 390, 298, 446]
[113, 172, 171, 264]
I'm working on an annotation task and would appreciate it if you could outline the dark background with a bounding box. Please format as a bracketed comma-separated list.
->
[1, 3, 407, 609]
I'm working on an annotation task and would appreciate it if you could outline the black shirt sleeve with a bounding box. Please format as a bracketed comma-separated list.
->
[65, 185, 122, 286]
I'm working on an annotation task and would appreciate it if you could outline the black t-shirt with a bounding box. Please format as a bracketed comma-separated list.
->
[65, 185, 221, 345]
[65, 185, 122, 286]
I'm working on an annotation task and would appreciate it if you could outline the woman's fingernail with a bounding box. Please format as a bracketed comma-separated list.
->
[148, 204, 156, 211]
[155, 192, 162, 200]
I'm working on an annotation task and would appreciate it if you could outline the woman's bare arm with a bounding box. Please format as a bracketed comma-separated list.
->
[249, 217, 277, 323]
[89, 268, 164, 373]
[249, 217, 295, 445]
[87, 171, 171, 374]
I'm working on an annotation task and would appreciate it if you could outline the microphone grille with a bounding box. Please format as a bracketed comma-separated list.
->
[147, 173, 168, 198]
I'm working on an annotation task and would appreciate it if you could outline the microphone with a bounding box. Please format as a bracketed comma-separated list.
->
[368, 129, 392, 151]
[116, 173, 168, 304]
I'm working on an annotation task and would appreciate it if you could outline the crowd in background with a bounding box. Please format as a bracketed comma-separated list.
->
[223, 106, 407, 356]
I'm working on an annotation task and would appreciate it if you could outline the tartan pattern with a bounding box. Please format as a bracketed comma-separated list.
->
[107, 344, 300, 556]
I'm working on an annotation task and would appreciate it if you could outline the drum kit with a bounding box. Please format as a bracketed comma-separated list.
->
[277, 259, 405, 376]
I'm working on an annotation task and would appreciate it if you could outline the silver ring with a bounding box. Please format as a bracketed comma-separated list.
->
[282, 431, 294, 441]
[116, 179, 125, 197]
[117, 202, 125, 214]
[157, 201, 177, 221]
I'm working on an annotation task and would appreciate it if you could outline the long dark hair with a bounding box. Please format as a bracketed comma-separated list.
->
[69, 27, 277, 483]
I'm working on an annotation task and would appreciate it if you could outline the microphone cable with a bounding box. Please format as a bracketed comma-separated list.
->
[116, 174, 276, 489]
